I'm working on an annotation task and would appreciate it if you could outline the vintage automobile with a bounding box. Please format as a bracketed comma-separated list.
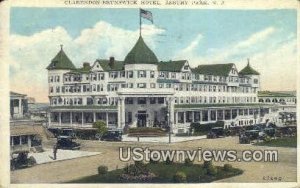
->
[10, 151, 36, 170]
[57, 136, 80, 150]
[100, 131, 122, 141]
[207, 127, 224, 139]
[263, 128, 276, 137]
[244, 130, 260, 140]
[275, 126, 297, 137]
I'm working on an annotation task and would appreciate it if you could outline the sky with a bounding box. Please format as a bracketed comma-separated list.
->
[9, 8, 297, 102]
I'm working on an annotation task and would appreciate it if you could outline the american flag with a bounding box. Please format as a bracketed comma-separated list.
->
[140, 9, 153, 23]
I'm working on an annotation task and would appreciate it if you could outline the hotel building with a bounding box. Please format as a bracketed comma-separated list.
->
[47, 36, 281, 133]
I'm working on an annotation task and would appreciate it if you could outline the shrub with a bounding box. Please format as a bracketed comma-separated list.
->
[207, 165, 217, 176]
[149, 157, 159, 164]
[165, 156, 173, 165]
[203, 161, 213, 169]
[223, 164, 233, 171]
[190, 121, 224, 135]
[93, 121, 108, 136]
[173, 171, 187, 183]
[98, 165, 108, 175]
[184, 158, 193, 166]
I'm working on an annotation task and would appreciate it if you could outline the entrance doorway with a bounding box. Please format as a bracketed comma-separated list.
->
[137, 111, 147, 127]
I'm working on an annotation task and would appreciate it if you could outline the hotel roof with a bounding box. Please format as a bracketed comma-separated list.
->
[47, 46, 76, 70]
[192, 63, 234, 76]
[124, 36, 158, 65]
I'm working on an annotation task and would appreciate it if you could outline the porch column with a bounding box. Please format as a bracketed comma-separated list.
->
[230, 109, 233, 120]
[175, 111, 178, 124]
[117, 98, 121, 128]
[168, 97, 175, 132]
[207, 110, 211, 122]
[183, 111, 186, 123]
[81, 112, 84, 127]
[70, 112, 72, 126]
[59, 112, 62, 126]
[93, 112, 96, 123]
[48, 112, 51, 127]
[106, 112, 109, 127]
[19, 98, 22, 116]
[28, 136, 32, 147]
[223, 110, 225, 120]
[120, 97, 126, 129]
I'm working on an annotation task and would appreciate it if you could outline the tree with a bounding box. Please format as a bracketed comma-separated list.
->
[93, 121, 108, 136]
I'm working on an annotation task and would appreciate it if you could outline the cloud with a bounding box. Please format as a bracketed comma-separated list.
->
[10, 21, 165, 102]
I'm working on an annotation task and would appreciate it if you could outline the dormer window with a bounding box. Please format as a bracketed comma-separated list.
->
[184, 65, 189, 70]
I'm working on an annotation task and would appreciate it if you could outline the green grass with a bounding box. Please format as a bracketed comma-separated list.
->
[68, 162, 243, 183]
[254, 136, 297, 148]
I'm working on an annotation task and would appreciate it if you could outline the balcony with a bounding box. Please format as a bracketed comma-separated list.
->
[117, 87, 175, 96]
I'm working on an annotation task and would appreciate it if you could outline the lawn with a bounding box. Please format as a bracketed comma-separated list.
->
[254, 136, 297, 148]
[68, 162, 243, 183]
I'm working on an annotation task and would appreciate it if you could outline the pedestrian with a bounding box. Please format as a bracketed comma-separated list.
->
[53, 144, 58, 160]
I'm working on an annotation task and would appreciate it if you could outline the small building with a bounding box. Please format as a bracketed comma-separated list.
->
[10, 125, 42, 154]
[10, 91, 28, 119]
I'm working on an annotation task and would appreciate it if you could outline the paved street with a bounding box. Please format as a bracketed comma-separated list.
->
[122, 134, 206, 143]
[28, 149, 101, 164]
[11, 136, 297, 183]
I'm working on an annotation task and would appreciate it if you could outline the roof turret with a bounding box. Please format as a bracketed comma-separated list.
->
[124, 36, 158, 65]
[46, 45, 76, 70]
[239, 59, 260, 75]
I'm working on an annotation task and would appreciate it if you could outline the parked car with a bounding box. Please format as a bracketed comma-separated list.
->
[207, 127, 224, 139]
[10, 151, 36, 170]
[100, 131, 122, 141]
[244, 130, 260, 140]
[263, 128, 276, 137]
[57, 136, 80, 150]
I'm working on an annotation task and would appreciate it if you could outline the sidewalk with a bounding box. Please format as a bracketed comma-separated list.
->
[28, 149, 101, 164]
[122, 135, 206, 143]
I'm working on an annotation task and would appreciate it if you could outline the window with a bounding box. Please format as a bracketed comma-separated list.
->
[148, 71, 154, 78]
[159, 83, 163, 88]
[128, 71, 133, 78]
[137, 97, 147, 104]
[49, 76, 53, 82]
[50, 87, 53, 93]
[150, 83, 156, 88]
[137, 83, 146, 88]
[254, 79, 258, 84]
[150, 97, 156, 104]
[56, 86, 60, 93]
[158, 97, 164, 104]
[128, 83, 133, 88]
[171, 73, 176, 79]
[138, 70, 146, 78]
[125, 98, 134, 104]
[184, 65, 189, 70]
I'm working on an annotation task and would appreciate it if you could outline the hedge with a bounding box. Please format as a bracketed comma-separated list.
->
[190, 121, 224, 135]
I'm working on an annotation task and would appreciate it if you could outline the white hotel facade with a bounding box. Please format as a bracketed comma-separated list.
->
[47, 36, 277, 133]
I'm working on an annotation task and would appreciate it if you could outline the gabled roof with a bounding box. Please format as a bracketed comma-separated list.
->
[47, 47, 76, 70]
[157, 60, 187, 72]
[124, 36, 158, 65]
[239, 62, 260, 75]
[69, 63, 92, 74]
[97, 59, 124, 71]
[192, 63, 234, 76]
[10, 91, 26, 97]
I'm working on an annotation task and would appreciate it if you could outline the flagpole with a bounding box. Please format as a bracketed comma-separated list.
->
[139, 8, 142, 37]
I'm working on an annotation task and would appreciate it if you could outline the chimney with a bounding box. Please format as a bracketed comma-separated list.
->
[83, 62, 90, 68]
[109, 56, 115, 68]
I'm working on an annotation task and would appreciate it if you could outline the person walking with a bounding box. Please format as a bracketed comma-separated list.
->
[53, 144, 58, 160]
